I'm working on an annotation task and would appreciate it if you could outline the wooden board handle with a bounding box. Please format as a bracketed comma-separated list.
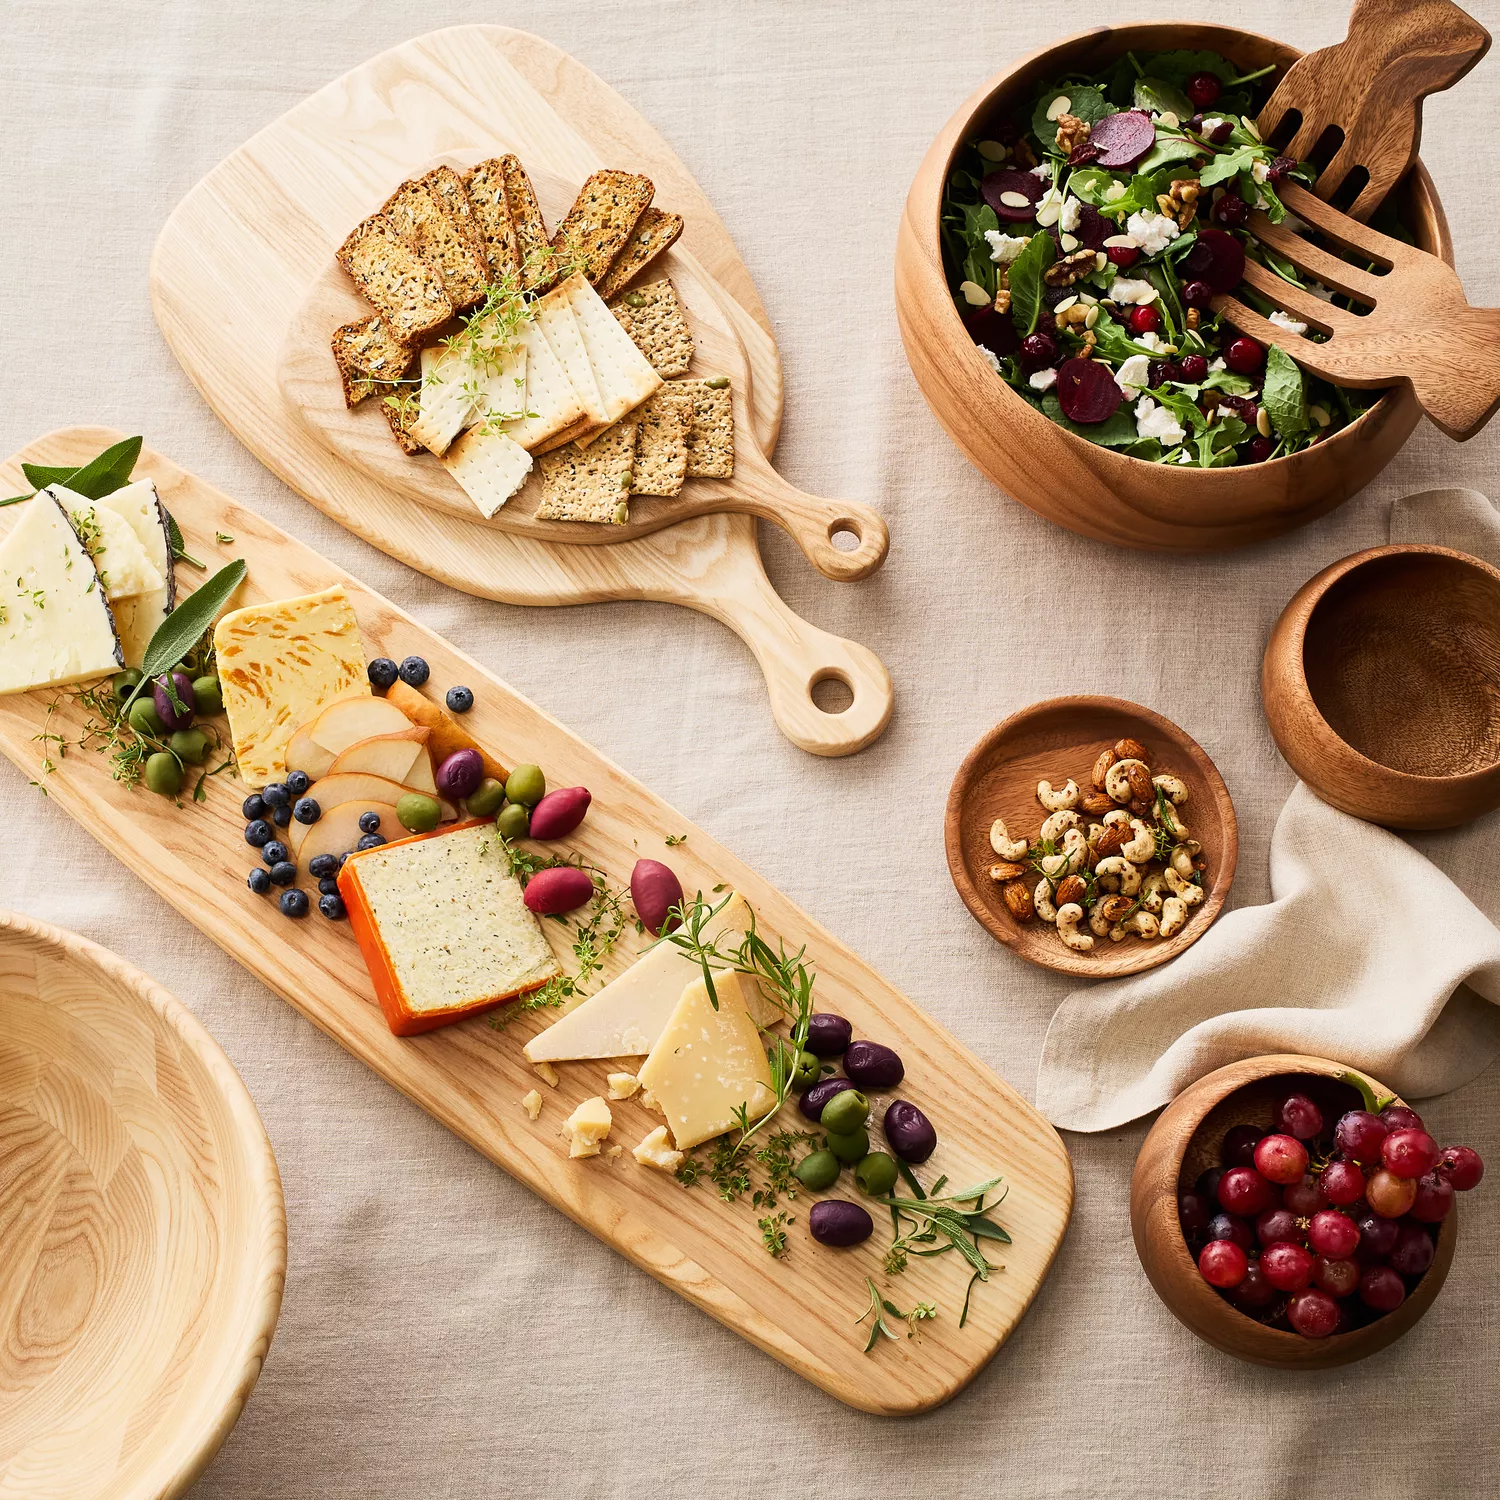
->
[714, 465, 890, 582]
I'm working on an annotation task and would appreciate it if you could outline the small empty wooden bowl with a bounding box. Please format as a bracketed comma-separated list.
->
[1263, 543, 1500, 829]
[0, 910, 285, 1500]
[1131, 1055, 1455, 1368]
[944, 696, 1237, 977]
[895, 22, 1453, 552]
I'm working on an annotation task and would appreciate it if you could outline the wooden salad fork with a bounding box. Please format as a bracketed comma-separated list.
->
[1255, 0, 1490, 222]
[1215, 182, 1500, 442]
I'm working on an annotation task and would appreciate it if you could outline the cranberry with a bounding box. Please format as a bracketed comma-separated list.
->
[1176, 353, 1209, 382]
[1126, 303, 1161, 335]
[1261, 1241, 1316, 1292]
[1440, 1145, 1485, 1191]
[1213, 192, 1251, 228]
[1267, 154, 1297, 183]
[1410, 1171, 1454, 1223]
[1018, 332, 1058, 372]
[1225, 336, 1264, 374]
[1206, 119, 1234, 145]
[1199, 1239, 1248, 1289]
[1321, 1159, 1366, 1207]
[1221, 1123, 1263, 1168]
[1035, 310, 1057, 337]
[1185, 71, 1223, 109]
[1147, 358, 1174, 389]
[1389, 1221, 1436, 1276]
[1243, 436, 1276, 463]
[1106, 243, 1140, 269]
[1288, 1288, 1340, 1338]
[1218, 1166, 1274, 1217]
[1382, 1128, 1441, 1180]
[1068, 142, 1103, 167]
[1181, 279, 1215, 309]
[1254, 1134, 1310, 1186]
[1359, 1265, 1406, 1313]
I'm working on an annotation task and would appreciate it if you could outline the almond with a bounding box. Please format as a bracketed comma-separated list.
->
[1129, 797, 1154, 819]
[989, 860, 1026, 882]
[1054, 874, 1086, 907]
[1002, 881, 1035, 922]
[1125, 763, 1154, 804]
[1081, 791, 1116, 815]
[1092, 748, 1117, 789]
[1096, 824, 1125, 858]
[1099, 894, 1133, 923]
[1115, 737, 1147, 763]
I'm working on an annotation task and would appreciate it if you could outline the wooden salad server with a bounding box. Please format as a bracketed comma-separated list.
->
[1255, 0, 1490, 221]
[1216, 182, 1500, 442]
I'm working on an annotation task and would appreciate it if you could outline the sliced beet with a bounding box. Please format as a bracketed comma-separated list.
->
[1182, 228, 1246, 294]
[1090, 109, 1156, 169]
[1056, 357, 1125, 424]
[1068, 141, 1103, 167]
[1074, 204, 1111, 251]
[964, 305, 1018, 360]
[981, 168, 1045, 223]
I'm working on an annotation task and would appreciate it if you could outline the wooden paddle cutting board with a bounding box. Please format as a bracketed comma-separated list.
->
[150, 25, 894, 757]
[0, 429, 1072, 1416]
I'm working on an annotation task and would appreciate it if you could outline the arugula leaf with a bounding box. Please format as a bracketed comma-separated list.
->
[139, 560, 247, 682]
[1140, 49, 1236, 91]
[21, 436, 142, 500]
[1133, 76, 1193, 119]
[1262, 344, 1310, 440]
[1030, 83, 1112, 144]
[1090, 309, 1165, 364]
[1196, 412, 1248, 466]
[1007, 232, 1055, 336]
[1042, 392, 1139, 447]
[1145, 384, 1208, 435]
[1137, 135, 1202, 175]
[1199, 145, 1261, 188]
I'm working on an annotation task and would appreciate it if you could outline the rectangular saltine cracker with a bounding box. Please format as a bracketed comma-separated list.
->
[464, 158, 523, 285]
[631, 386, 692, 496]
[441, 428, 534, 519]
[550, 169, 655, 286]
[597, 207, 685, 302]
[533, 283, 609, 428]
[502, 315, 586, 450]
[331, 314, 416, 407]
[336, 215, 452, 344]
[562, 275, 663, 442]
[536, 420, 639, 523]
[675, 379, 735, 478]
[610, 279, 695, 378]
[407, 344, 476, 457]
[501, 156, 559, 294]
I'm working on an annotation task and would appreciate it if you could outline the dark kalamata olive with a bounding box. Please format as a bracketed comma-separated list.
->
[630, 858, 683, 935]
[522, 865, 595, 915]
[883, 1100, 937, 1163]
[799, 1076, 855, 1123]
[843, 1040, 905, 1091]
[809, 1199, 874, 1248]
[152, 670, 196, 732]
[805, 1012, 852, 1058]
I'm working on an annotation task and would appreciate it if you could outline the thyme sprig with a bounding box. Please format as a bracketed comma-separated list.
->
[856, 1277, 939, 1353]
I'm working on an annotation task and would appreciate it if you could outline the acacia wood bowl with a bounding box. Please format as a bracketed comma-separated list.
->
[0, 910, 285, 1499]
[895, 22, 1453, 552]
[1262, 543, 1500, 828]
[1131, 1055, 1455, 1368]
[944, 696, 1237, 978]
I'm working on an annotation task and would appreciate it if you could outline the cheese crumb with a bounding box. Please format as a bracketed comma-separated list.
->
[533, 1060, 560, 1088]
[633, 1125, 685, 1173]
[1034, 187, 1065, 227]
[978, 346, 1002, 376]
[1107, 276, 1158, 306]
[984, 230, 1030, 265]
[1029, 368, 1058, 391]
[607, 1071, 641, 1100]
[1135, 395, 1186, 446]
[1115, 353, 1152, 395]
[521, 1089, 543, 1120]
[1058, 196, 1082, 233]
[1201, 117, 1226, 134]
[1251, 159, 1270, 185]
[1125, 210, 1181, 255]
[1268, 309, 1309, 336]
[1136, 330, 1168, 353]
[639, 1087, 664, 1115]
[604, 1145, 623, 1161]
[1031, 161, 1053, 180]
[563, 1096, 613, 1159]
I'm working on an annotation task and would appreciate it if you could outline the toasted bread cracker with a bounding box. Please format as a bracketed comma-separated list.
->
[563, 276, 663, 443]
[536, 420, 639, 523]
[441, 428, 534, 519]
[382, 177, 489, 311]
[610, 279, 695, 379]
[631, 386, 692, 496]
[501, 156, 558, 294]
[597, 208, 685, 302]
[379, 388, 425, 454]
[337, 215, 453, 344]
[674, 379, 735, 477]
[502, 315, 587, 450]
[331, 314, 417, 407]
[463, 158, 523, 286]
[550, 170, 654, 286]
[533, 283, 609, 429]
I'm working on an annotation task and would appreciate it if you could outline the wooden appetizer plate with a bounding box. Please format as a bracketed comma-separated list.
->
[0, 908, 285, 1499]
[895, 22, 1454, 552]
[945, 697, 1237, 978]
[1131, 1055, 1454, 1368]
[0, 430, 1072, 1417]
[1262, 543, 1500, 830]
[150, 25, 894, 759]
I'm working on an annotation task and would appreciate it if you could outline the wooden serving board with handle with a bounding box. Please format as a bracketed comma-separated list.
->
[150, 25, 893, 758]
[0, 429, 1072, 1416]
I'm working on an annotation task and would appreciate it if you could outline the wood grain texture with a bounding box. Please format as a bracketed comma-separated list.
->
[0, 909, 284, 1500]
[0, 430, 1070, 1416]
[1261, 543, 1500, 829]
[1130, 1055, 1455, 1369]
[944, 698, 1237, 979]
[894, 22, 1454, 552]
[1257, 0, 1490, 221]
[279, 157, 889, 582]
[149, 25, 894, 757]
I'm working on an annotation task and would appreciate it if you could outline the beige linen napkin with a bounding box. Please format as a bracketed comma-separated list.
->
[1036, 488, 1500, 1132]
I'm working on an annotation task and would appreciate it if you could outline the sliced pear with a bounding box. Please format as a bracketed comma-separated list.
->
[310, 696, 414, 754]
[285, 722, 337, 782]
[294, 800, 405, 868]
[327, 729, 431, 788]
[288, 772, 457, 857]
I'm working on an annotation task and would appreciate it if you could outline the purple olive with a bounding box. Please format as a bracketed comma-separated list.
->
[630, 858, 683, 935]
[522, 865, 595, 915]
[882, 1100, 937, 1163]
[152, 670, 196, 732]
[799, 1076, 855, 1123]
[805, 1012, 852, 1058]
[528, 786, 592, 841]
[809, 1199, 874, 1247]
[843, 1040, 905, 1092]
[435, 748, 484, 801]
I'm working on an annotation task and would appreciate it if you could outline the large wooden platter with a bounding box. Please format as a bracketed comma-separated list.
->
[150, 25, 893, 757]
[0, 431, 1072, 1416]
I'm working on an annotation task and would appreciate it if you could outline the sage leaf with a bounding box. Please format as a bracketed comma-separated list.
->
[22, 436, 142, 500]
[1008, 231, 1055, 336]
[166, 510, 205, 569]
[140, 559, 246, 681]
[1262, 344, 1310, 440]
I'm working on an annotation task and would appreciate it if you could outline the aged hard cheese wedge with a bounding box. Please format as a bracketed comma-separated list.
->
[213, 584, 369, 788]
[93, 479, 175, 668]
[637, 971, 778, 1151]
[0, 492, 122, 695]
[51, 485, 163, 602]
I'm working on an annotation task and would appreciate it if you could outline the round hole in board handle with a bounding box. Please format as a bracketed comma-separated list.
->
[810, 671, 855, 716]
[829, 522, 863, 553]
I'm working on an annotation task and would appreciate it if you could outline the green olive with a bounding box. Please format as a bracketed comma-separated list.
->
[819, 1087, 870, 1136]
[127, 696, 164, 738]
[110, 669, 143, 705]
[854, 1151, 899, 1197]
[396, 792, 441, 833]
[465, 777, 507, 818]
[495, 802, 530, 840]
[825, 1126, 870, 1165]
[793, 1149, 841, 1192]
[504, 763, 546, 808]
[191, 674, 224, 716]
[143, 752, 182, 796]
[790, 1050, 821, 1093]
[168, 728, 209, 765]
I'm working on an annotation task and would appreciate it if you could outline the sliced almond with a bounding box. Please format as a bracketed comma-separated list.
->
[976, 140, 1009, 161]
[999, 190, 1032, 209]
[1046, 94, 1073, 121]
[1053, 294, 1078, 314]
[1103, 234, 1138, 249]
[1060, 233, 1080, 252]
[959, 280, 990, 306]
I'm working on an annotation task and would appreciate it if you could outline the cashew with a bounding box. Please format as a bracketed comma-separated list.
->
[1102, 808, 1130, 828]
[1159, 895, 1188, 938]
[1037, 778, 1080, 812]
[1110, 910, 1161, 942]
[1104, 758, 1150, 804]
[1034, 879, 1058, 923]
[1153, 773, 1189, 805]
[1158, 799, 1189, 839]
[1086, 821, 1106, 848]
[1170, 841, 1201, 878]
[1039, 808, 1082, 844]
[1139, 872, 1167, 914]
[1088, 904, 1112, 938]
[989, 817, 1029, 861]
[1039, 827, 1088, 878]
[1120, 817, 1155, 863]
[1055, 902, 1095, 952]
[1164, 865, 1205, 906]
[1094, 855, 1141, 896]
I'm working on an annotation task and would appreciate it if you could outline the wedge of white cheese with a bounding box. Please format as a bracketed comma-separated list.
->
[93, 479, 175, 668]
[51, 485, 163, 602]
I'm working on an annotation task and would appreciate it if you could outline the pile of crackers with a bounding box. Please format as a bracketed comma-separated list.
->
[330, 158, 734, 524]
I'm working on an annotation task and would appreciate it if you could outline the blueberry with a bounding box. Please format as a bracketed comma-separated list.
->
[272, 805, 292, 827]
[318, 892, 346, 920]
[244, 819, 273, 847]
[318, 876, 340, 897]
[285, 770, 311, 796]
[356, 833, 387, 851]
[261, 840, 289, 867]
[358, 811, 382, 835]
[242, 794, 268, 821]
[269, 861, 297, 887]
[261, 782, 290, 809]
[398, 655, 430, 687]
[247, 867, 272, 895]
[367, 657, 399, 689]
[279, 888, 309, 918]
[338, 852, 350, 867]
[293, 797, 321, 825]
[445, 685, 474, 714]
[308, 853, 339, 879]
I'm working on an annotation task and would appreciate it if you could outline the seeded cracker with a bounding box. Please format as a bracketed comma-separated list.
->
[536, 420, 639, 523]
[631, 387, 692, 496]
[675, 379, 735, 478]
[464, 158, 522, 285]
[500, 156, 559, 294]
[383, 176, 490, 310]
[379, 389, 424, 455]
[597, 207, 684, 302]
[337, 215, 452, 344]
[550, 170, 655, 287]
[331, 314, 416, 407]
[610, 279, 695, 378]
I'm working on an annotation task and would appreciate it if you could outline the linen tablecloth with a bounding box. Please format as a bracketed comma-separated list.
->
[4, 3, 1499, 1496]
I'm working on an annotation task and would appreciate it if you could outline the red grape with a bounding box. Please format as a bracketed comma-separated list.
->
[1382, 1128, 1441, 1180]
[1320, 1159, 1365, 1207]
[1355, 1207, 1400, 1259]
[1335, 1109, 1388, 1164]
[1389, 1221, 1436, 1276]
[1178, 1190, 1214, 1235]
[1275, 1093, 1324, 1140]
[1195, 1166, 1226, 1200]
[1314, 1255, 1361, 1298]
[1256, 1208, 1303, 1247]
[1283, 1175, 1328, 1216]
[1261, 1241, 1316, 1292]
[1254, 1133, 1310, 1186]
[1207, 1212, 1254, 1251]
[1218, 1167, 1274, 1217]
[1359, 1265, 1407, 1312]
[1380, 1104, 1424, 1133]
[1221, 1124, 1263, 1168]
[1230, 1260, 1279, 1311]
[1410, 1171, 1453, 1223]
[1308, 1209, 1361, 1258]
[1366, 1169, 1418, 1219]
[1288, 1288, 1341, 1337]
[1440, 1145, 1485, 1191]
[1199, 1239, 1249, 1288]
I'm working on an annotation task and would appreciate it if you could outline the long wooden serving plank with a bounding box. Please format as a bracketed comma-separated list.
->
[0, 430, 1071, 1415]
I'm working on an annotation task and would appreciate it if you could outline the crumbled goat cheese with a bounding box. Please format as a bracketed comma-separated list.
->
[1136, 330, 1168, 353]
[1058, 196, 1083, 233]
[1251, 159, 1270, 184]
[1115, 353, 1152, 395]
[1031, 161, 1053, 180]
[979, 346, 1003, 375]
[1125, 210, 1181, 254]
[1305, 281, 1336, 302]
[1135, 395, 1186, 445]
[1268, 309, 1309, 336]
[985, 230, 1030, 265]
[1029, 368, 1059, 391]
[1201, 117, 1226, 133]
[1177, 447, 1195, 463]
[1107, 276, 1158, 306]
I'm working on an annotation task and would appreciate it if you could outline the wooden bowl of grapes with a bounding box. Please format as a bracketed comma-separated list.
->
[1131, 1055, 1469, 1369]
[895, 22, 1453, 552]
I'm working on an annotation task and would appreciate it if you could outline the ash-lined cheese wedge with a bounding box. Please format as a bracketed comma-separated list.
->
[407, 344, 476, 457]
[563, 274, 663, 443]
[501, 315, 587, 451]
[93, 479, 175, 668]
[637, 971, 778, 1151]
[284, 694, 412, 782]
[326, 729, 435, 793]
[51, 485, 164, 602]
[284, 773, 457, 857]
[0, 491, 122, 695]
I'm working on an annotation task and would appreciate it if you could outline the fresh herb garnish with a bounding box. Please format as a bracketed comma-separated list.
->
[855, 1277, 938, 1353]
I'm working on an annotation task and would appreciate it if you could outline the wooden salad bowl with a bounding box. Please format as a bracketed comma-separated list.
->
[0, 910, 285, 1499]
[895, 22, 1454, 552]
[1131, 1055, 1456, 1369]
[1262, 543, 1500, 828]
[944, 696, 1237, 978]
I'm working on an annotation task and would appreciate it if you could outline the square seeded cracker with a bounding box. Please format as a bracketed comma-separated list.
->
[610, 279, 695, 378]
[464, 158, 522, 286]
[674, 379, 735, 478]
[336, 215, 453, 345]
[331, 314, 416, 407]
[597, 207, 684, 302]
[500, 156, 560, 294]
[536, 419, 639, 523]
[383, 175, 490, 310]
[631, 386, 692, 497]
[550, 170, 654, 287]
